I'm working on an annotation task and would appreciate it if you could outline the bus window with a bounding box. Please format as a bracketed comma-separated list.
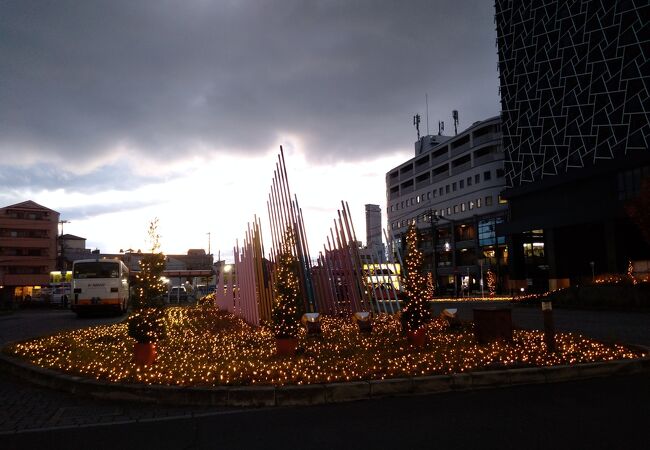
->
[73, 262, 120, 279]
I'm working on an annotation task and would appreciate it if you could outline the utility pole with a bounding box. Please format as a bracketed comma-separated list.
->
[207, 232, 211, 255]
[58, 220, 69, 272]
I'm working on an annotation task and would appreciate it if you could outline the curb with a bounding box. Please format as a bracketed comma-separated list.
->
[1, 349, 649, 408]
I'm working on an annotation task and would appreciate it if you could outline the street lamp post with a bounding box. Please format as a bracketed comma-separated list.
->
[429, 210, 438, 296]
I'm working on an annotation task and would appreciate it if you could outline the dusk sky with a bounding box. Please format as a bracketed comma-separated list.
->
[1, 0, 500, 260]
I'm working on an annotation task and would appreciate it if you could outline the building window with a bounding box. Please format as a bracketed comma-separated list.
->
[417, 196, 420, 204]
[478, 217, 505, 246]
[498, 194, 508, 204]
[475, 174, 480, 184]
[484, 170, 491, 181]
[459, 180, 464, 189]
[461, 202, 466, 212]
[452, 182, 457, 191]
[467, 177, 472, 186]
[618, 166, 650, 200]
[445, 185, 450, 194]
[401, 201, 404, 208]
[469, 200, 474, 210]
[477, 198, 482, 208]
[453, 205, 459, 214]
[523, 243, 545, 258]
[485, 196, 493, 206]
[447, 207, 451, 215]
[427, 192, 431, 200]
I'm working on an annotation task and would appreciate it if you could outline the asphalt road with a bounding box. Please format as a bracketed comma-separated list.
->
[1, 304, 649, 449]
[3, 374, 649, 450]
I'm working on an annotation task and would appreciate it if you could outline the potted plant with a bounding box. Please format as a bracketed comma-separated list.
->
[127, 308, 166, 365]
[401, 223, 431, 347]
[272, 229, 305, 356]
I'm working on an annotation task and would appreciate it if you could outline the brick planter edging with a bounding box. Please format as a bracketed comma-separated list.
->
[1, 350, 649, 407]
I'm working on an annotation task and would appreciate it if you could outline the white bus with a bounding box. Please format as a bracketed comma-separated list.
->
[71, 258, 129, 315]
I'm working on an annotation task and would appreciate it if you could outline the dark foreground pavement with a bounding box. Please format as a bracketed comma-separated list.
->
[3, 373, 649, 450]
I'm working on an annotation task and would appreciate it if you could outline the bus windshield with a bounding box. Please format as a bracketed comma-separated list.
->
[73, 262, 120, 279]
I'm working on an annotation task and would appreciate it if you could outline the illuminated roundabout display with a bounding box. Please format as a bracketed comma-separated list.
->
[1, 305, 648, 407]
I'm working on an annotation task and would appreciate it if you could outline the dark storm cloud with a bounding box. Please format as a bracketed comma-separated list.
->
[0, 0, 499, 167]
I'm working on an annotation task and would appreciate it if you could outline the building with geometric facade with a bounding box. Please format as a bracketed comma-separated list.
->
[386, 116, 509, 295]
[496, 0, 650, 291]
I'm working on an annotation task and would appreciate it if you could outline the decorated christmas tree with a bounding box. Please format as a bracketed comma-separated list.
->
[129, 218, 167, 347]
[426, 272, 436, 300]
[486, 269, 497, 296]
[401, 222, 431, 332]
[134, 218, 167, 309]
[272, 229, 304, 339]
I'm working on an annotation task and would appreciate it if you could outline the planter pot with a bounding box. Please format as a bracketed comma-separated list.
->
[134, 342, 157, 365]
[276, 338, 298, 356]
[407, 328, 426, 347]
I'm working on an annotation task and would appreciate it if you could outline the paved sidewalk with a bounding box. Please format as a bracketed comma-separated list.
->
[0, 372, 225, 434]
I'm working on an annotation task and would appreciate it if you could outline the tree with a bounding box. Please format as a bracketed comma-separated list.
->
[134, 218, 167, 309]
[272, 229, 304, 339]
[401, 222, 431, 331]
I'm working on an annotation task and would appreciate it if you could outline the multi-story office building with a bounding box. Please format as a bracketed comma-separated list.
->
[496, 0, 650, 291]
[386, 116, 508, 294]
[0, 201, 59, 304]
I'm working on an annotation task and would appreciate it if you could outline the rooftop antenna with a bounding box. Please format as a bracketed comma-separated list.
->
[413, 114, 421, 140]
[452, 110, 459, 135]
[425, 94, 430, 135]
[438, 120, 444, 136]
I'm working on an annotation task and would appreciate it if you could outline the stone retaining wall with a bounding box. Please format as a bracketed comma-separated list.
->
[1, 350, 648, 407]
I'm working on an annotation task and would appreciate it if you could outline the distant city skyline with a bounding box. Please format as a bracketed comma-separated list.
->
[0, 1, 500, 260]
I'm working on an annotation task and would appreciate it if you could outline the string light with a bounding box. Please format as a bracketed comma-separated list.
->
[4, 305, 643, 387]
[486, 269, 497, 297]
[133, 218, 167, 310]
[401, 223, 431, 331]
[272, 229, 304, 339]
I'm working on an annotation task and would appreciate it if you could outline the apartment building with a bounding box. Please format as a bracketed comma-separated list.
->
[0, 200, 59, 304]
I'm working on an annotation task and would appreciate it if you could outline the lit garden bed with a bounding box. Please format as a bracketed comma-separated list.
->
[3, 306, 644, 387]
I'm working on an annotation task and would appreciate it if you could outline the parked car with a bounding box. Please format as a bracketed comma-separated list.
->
[168, 286, 188, 303]
[50, 283, 71, 308]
